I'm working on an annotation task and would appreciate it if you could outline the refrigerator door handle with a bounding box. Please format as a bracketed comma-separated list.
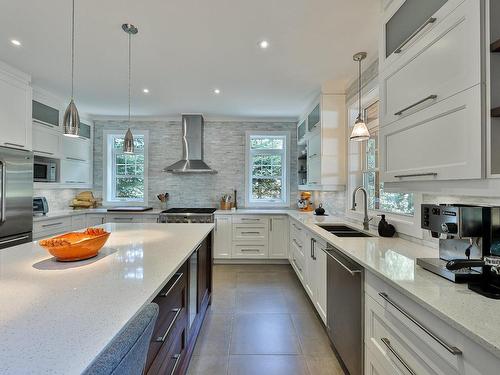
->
[0, 160, 5, 223]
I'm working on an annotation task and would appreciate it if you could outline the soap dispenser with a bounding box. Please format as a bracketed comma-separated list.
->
[378, 214, 396, 237]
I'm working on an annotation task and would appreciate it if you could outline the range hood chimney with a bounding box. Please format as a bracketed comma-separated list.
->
[163, 114, 217, 173]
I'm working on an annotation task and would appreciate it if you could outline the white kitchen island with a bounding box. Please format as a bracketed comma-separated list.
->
[0, 223, 214, 375]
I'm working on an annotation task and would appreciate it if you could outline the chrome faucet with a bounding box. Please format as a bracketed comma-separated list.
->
[351, 186, 371, 230]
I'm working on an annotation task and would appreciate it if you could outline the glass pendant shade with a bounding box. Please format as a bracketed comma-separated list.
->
[350, 116, 370, 142]
[63, 99, 80, 137]
[123, 128, 134, 154]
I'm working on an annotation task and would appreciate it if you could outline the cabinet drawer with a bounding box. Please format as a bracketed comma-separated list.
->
[147, 320, 186, 375]
[232, 243, 268, 258]
[365, 295, 443, 375]
[71, 215, 86, 230]
[86, 214, 106, 226]
[290, 246, 305, 282]
[381, 0, 481, 127]
[232, 224, 268, 241]
[365, 272, 500, 375]
[233, 215, 269, 225]
[34, 217, 72, 238]
[380, 85, 483, 182]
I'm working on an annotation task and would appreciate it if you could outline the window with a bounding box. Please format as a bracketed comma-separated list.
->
[104, 131, 149, 205]
[245, 132, 289, 207]
[361, 101, 414, 216]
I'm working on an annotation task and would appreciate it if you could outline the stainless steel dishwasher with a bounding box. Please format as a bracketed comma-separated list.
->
[326, 244, 363, 375]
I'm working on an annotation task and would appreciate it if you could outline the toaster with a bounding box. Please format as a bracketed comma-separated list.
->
[33, 197, 49, 215]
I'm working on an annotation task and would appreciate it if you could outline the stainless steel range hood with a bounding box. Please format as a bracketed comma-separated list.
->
[163, 114, 217, 173]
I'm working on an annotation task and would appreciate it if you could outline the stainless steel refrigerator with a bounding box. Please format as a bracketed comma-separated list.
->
[0, 146, 33, 249]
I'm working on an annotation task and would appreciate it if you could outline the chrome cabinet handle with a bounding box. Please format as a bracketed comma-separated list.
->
[215, 218, 218, 232]
[394, 95, 437, 116]
[240, 249, 260, 252]
[293, 258, 302, 272]
[394, 172, 437, 179]
[169, 354, 181, 375]
[241, 231, 260, 235]
[66, 157, 86, 162]
[241, 218, 260, 221]
[4, 142, 25, 148]
[41, 222, 63, 228]
[270, 218, 273, 232]
[394, 17, 437, 54]
[0, 235, 29, 245]
[308, 153, 318, 158]
[293, 239, 302, 249]
[327, 249, 361, 276]
[292, 223, 302, 231]
[112, 217, 134, 221]
[34, 150, 54, 156]
[310, 238, 317, 260]
[0, 160, 5, 223]
[160, 273, 184, 298]
[381, 338, 416, 375]
[155, 308, 182, 342]
[65, 181, 87, 184]
[378, 292, 462, 355]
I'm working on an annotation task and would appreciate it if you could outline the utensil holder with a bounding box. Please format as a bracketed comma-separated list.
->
[220, 201, 232, 210]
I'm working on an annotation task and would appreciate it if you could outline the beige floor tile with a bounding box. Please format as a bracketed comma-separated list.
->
[282, 289, 316, 314]
[230, 313, 301, 355]
[193, 331, 231, 355]
[228, 355, 310, 375]
[291, 312, 328, 339]
[298, 334, 336, 357]
[187, 355, 229, 375]
[304, 354, 344, 375]
[211, 287, 237, 313]
[194, 313, 233, 355]
[235, 289, 289, 313]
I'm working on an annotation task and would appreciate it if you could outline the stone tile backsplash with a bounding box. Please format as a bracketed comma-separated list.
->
[93, 120, 298, 209]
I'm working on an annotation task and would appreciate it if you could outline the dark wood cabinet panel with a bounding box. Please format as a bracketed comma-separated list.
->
[145, 232, 213, 375]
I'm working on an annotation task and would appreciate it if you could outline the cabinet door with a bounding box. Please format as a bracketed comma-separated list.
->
[307, 104, 320, 132]
[380, 85, 482, 182]
[33, 126, 61, 157]
[197, 237, 210, 310]
[307, 132, 321, 185]
[269, 216, 288, 259]
[315, 243, 327, 324]
[0, 72, 31, 150]
[303, 233, 316, 301]
[297, 120, 306, 143]
[62, 136, 91, 161]
[214, 215, 232, 258]
[61, 159, 91, 184]
[86, 214, 106, 226]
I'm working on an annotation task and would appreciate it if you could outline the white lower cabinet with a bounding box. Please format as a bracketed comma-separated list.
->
[214, 215, 232, 258]
[303, 231, 327, 323]
[105, 213, 158, 223]
[86, 214, 107, 227]
[213, 214, 289, 260]
[71, 214, 86, 231]
[269, 216, 288, 258]
[365, 271, 500, 375]
[33, 217, 72, 240]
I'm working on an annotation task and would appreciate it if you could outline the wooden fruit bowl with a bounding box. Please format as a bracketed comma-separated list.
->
[39, 228, 110, 262]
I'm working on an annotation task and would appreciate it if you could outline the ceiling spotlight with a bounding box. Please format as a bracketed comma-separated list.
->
[143, 88, 149, 94]
[214, 88, 221, 94]
[259, 40, 269, 49]
[10, 39, 21, 46]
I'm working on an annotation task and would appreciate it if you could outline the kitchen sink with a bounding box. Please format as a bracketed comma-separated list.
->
[317, 224, 373, 238]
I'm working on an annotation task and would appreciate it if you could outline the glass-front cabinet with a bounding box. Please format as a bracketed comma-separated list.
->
[32, 100, 59, 128]
[307, 104, 320, 132]
[297, 119, 306, 144]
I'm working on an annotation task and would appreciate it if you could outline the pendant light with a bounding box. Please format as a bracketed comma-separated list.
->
[122, 23, 138, 154]
[349, 52, 370, 142]
[63, 0, 80, 137]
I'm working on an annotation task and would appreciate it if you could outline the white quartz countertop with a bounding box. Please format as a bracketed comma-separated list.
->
[0, 223, 214, 374]
[33, 208, 163, 221]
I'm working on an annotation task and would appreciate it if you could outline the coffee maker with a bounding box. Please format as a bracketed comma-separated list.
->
[417, 204, 499, 283]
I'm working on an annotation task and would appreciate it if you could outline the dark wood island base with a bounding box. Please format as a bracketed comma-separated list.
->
[145, 232, 212, 375]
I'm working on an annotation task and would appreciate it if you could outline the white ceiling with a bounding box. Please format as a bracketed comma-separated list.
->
[0, 0, 379, 119]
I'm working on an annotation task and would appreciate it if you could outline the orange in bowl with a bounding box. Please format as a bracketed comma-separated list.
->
[39, 227, 111, 262]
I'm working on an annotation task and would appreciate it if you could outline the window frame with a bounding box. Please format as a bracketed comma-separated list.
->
[244, 131, 290, 208]
[103, 129, 149, 206]
[345, 85, 423, 238]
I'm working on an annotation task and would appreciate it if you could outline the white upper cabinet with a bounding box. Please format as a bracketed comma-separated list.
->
[33, 126, 62, 158]
[299, 94, 347, 191]
[62, 136, 91, 162]
[379, 0, 486, 183]
[0, 61, 32, 151]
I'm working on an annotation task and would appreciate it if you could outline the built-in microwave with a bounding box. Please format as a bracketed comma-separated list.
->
[33, 158, 57, 182]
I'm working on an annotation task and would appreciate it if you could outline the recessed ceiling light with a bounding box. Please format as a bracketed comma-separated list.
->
[143, 88, 149, 94]
[213, 88, 221, 95]
[258, 40, 269, 49]
[10, 39, 21, 47]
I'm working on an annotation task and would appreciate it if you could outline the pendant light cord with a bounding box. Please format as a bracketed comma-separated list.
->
[358, 57, 362, 119]
[71, 0, 75, 100]
[128, 32, 131, 123]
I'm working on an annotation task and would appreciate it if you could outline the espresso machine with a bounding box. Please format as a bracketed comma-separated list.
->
[417, 204, 498, 282]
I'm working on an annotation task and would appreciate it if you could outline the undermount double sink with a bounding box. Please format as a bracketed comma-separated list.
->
[317, 224, 373, 238]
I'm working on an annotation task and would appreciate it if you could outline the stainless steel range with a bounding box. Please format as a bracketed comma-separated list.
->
[159, 208, 216, 223]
